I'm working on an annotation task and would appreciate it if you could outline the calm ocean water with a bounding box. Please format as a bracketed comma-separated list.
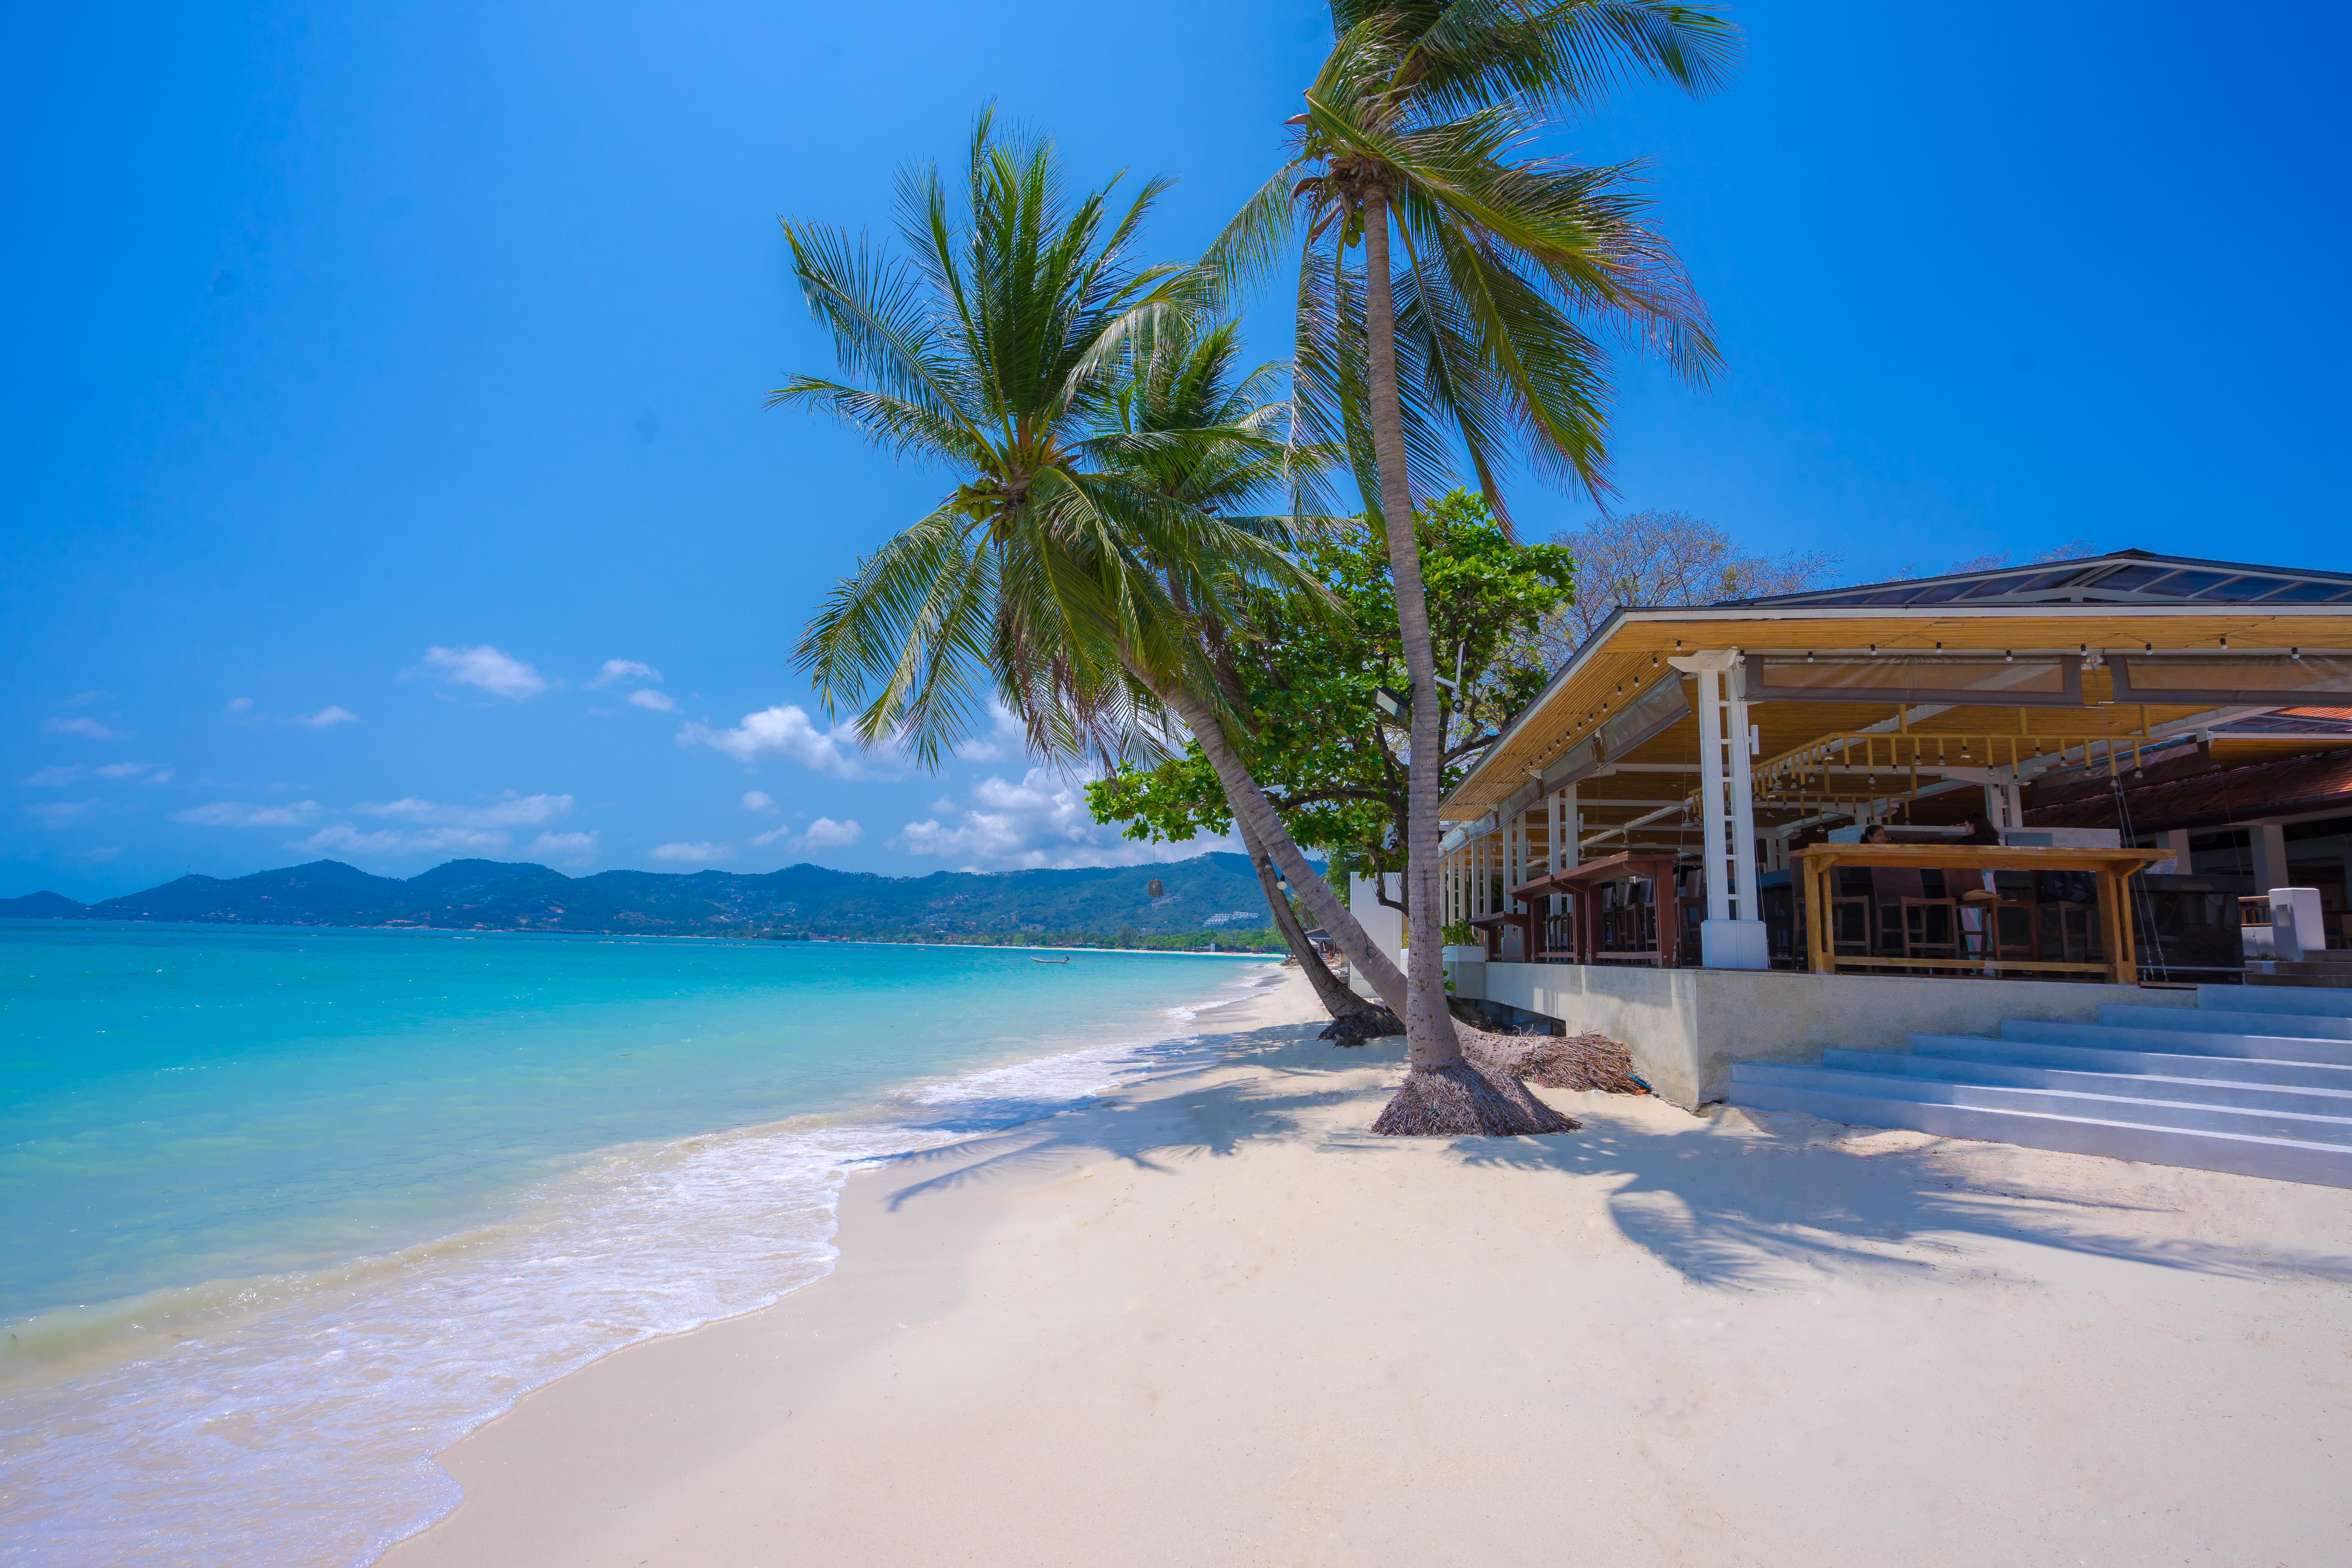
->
[0, 921, 1278, 1565]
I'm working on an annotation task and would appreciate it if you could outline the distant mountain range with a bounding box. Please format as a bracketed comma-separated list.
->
[0, 855, 1291, 947]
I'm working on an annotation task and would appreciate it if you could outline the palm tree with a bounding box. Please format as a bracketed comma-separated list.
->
[1095, 314, 1399, 1032]
[1208, 2, 1735, 1132]
[777, 111, 1412, 1014]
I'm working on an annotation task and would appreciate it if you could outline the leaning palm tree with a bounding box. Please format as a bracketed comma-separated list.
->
[1207, 2, 1735, 1132]
[778, 111, 1416, 1017]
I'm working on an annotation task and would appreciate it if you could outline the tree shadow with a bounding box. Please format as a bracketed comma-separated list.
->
[1448, 1109, 2352, 1293]
[864, 1018, 2352, 1293]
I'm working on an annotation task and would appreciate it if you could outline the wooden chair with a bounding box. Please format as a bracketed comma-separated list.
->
[1831, 897, 1873, 956]
[1900, 898, 1961, 964]
[2038, 901, 2101, 964]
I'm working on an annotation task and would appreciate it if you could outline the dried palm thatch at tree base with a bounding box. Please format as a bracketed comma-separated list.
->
[1369, 1060, 1579, 1137]
[1319, 1007, 1405, 1046]
[1499, 1032, 1647, 1094]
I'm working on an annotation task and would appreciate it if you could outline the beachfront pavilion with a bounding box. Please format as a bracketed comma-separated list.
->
[1357, 549, 2352, 1118]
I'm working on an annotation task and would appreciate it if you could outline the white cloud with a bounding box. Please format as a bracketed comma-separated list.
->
[677, 705, 877, 777]
[802, 816, 863, 848]
[651, 840, 731, 863]
[526, 830, 600, 863]
[414, 645, 548, 700]
[750, 816, 862, 853]
[23, 766, 83, 786]
[295, 824, 511, 858]
[96, 761, 174, 783]
[174, 800, 325, 828]
[897, 768, 1232, 871]
[227, 697, 361, 727]
[26, 800, 100, 826]
[43, 716, 127, 740]
[952, 701, 1031, 764]
[590, 659, 662, 689]
[742, 791, 777, 812]
[71, 846, 121, 862]
[355, 793, 573, 829]
[627, 688, 676, 712]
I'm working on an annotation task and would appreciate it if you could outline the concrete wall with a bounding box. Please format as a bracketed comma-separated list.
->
[1346, 874, 1406, 1003]
[1482, 962, 2198, 1109]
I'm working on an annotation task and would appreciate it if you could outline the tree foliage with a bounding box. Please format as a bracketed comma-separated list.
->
[1539, 508, 1838, 657]
[1086, 489, 1572, 901]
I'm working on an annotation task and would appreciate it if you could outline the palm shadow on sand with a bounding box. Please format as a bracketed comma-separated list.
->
[864, 1020, 2352, 1294]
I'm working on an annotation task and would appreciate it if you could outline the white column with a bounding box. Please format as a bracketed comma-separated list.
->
[2163, 827, 2192, 875]
[1726, 659, 1761, 918]
[2253, 822, 2289, 895]
[1673, 650, 1767, 969]
[1693, 664, 1731, 923]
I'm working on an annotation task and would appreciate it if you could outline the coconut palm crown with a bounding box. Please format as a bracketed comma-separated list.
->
[1212, 2, 1733, 522]
[779, 113, 1319, 774]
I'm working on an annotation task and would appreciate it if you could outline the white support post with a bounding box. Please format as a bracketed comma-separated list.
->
[2253, 822, 2289, 896]
[1672, 650, 1767, 970]
[1984, 766, 2023, 833]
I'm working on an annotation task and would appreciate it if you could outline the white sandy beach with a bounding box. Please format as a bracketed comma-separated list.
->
[384, 969, 2352, 1567]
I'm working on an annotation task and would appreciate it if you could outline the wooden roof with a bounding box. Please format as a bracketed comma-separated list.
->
[1442, 599, 2352, 827]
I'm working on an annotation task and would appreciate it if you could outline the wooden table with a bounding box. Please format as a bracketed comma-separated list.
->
[1792, 844, 2170, 984]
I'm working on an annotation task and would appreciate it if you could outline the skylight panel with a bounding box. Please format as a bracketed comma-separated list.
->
[2140, 570, 2232, 597]
[2191, 576, 2268, 600]
[2084, 563, 2170, 592]
[1958, 573, 2036, 599]
[2259, 579, 2352, 602]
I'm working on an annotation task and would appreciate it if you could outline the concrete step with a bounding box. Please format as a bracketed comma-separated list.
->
[2101, 1003, 2352, 1043]
[2249, 971, 2352, 989]
[1843, 1046, 2352, 1116]
[2022, 1018, 2352, 1065]
[1726, 1077, 2352, 1188]
[1910, 1034, 2352, 1093]
[1732, 1064, 2352, 1147]
[2196, 983, 2352, 1019]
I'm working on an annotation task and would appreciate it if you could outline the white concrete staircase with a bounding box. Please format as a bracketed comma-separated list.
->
[1728, 985, 2352, 1188]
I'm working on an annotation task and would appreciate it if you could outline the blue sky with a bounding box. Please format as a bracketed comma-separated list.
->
[5, 2, 2347, 900]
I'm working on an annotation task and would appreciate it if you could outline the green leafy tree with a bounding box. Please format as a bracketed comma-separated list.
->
[1088, 488, 1571, 905]
[1206, 2, 1734, 1129]
[777, 112, 1419, 1017]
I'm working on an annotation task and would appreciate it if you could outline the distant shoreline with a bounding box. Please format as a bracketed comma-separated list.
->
[2, 916, 1286, 958]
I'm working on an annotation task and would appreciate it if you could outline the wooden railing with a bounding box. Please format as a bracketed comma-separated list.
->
[1793, 844, 2169, 984]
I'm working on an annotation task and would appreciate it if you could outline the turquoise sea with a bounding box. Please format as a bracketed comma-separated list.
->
[0, 921, 1278, 1566]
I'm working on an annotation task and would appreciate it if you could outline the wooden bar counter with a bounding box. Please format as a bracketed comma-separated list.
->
[1792, 844, 2170, 984]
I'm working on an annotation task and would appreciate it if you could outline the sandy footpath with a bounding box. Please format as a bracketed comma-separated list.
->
[385, 970, 2352, 1567]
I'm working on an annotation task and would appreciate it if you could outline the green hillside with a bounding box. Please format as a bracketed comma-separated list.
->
[4, 854, 1295, 948]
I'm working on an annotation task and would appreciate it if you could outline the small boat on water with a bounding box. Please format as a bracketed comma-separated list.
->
[1031, 956, 1071, 964]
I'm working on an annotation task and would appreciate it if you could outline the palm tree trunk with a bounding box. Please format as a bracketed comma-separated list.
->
[1234, 811, 1397, 1032]
[1359, 187, 1463, 1069]
[1147, 677, 1409, 1013]
[1354, 192, 1566, 1136]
